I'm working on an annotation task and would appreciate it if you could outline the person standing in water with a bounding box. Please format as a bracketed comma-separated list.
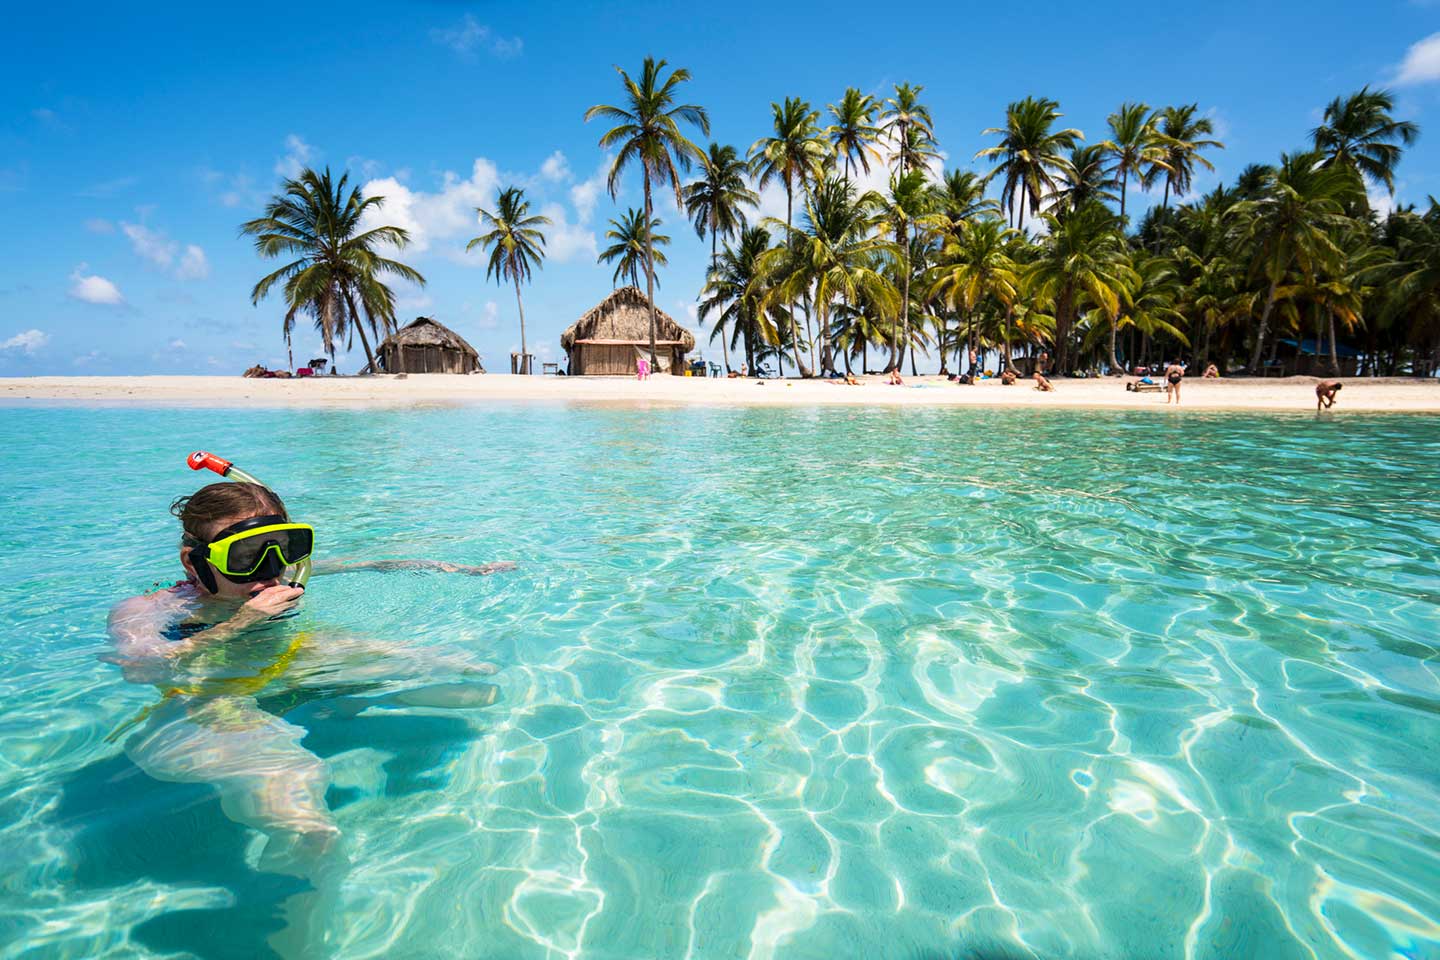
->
[1165, 360, 1185, 404]
[1316, 380, 1343, 410]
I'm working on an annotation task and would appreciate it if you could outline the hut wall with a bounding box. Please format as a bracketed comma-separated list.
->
[384, 344, 474, 374]
[574, 344, 634, 376]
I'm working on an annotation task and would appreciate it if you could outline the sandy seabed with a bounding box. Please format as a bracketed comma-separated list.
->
[3, 374, 1439, 413]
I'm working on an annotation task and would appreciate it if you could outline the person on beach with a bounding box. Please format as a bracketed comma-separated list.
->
[1001, 369, 1017, 385]
[1165, 361, 1184, 404]
[1316, 380, 1343, 410]
[105, 473, 511, 948]
[886, 368, 905, 385]
[1203, 363, 1219, 378]
[1033, 371, 1054, 392]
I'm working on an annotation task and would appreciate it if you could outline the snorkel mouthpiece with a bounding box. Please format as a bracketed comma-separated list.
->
[186, 451, 312, 589]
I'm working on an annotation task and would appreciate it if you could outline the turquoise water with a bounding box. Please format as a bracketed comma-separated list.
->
[1, 404, 1438, 959]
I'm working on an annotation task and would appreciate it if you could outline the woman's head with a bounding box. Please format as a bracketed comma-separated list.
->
[173, 482, 289, 596]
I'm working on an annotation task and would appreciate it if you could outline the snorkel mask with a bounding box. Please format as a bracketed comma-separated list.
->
[185, 451, 314, 594]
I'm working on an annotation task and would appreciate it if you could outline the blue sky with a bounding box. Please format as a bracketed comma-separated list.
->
[2, 1, 1439, 375]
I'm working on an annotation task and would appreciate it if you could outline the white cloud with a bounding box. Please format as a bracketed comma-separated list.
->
[168, 338, 187, 350]
[68, 265, 124, 304]
[570, 156, 613, 224]
[120, 222, 209, 279]
[1, 329, 48, 354]
[1368, 184, 1398, 217]
[122, 222, 176, 268]
[1396, 32, 1440, 85]
[539, 202, 597, 263]
[73, 350, 102, 366]
[275, 134, 314, 179]
[480, 301, 500, 329]
[540, 150, 572, 182]
[177, 244, 210, 280]
[430, 15, 522, 59]
[398, 293, 433, 312]
[361, 158, 500, 254]
[85, 218, 114, 234]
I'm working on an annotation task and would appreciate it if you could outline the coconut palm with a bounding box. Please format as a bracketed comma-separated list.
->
[1025, 201, 1137, 373]
[927, 218, 1020, 376]
[598, 208, 669, 288]
[976, 97, 1083, 234]
[684, 143, 757, 372]
[467, 186, 549, 371]
[826, 88, 882, 179]
[881, 83, 936, 175]
[1146, 104, 1225, 211]
[750, 97, 826, 375]
[930, 169, 1001, 241]
[1232, 151, 1358, 372]
[242, 166, 423, 374]
[699, 226, 782, 374]
[1311, 87, 1419, 196]
[585, 57, 709, 367]
[759, 175, 899, 375]
[871, 170, 936, 370]
[1101, 102, 1169, 228]
[1048, 145, 1121, 216]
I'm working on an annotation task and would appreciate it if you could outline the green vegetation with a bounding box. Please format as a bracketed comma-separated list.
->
[468, 186, 551, 367]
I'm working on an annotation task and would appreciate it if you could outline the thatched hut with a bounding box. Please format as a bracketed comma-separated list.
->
[376, 317, 482, 374]
[561, 286, 696, 375]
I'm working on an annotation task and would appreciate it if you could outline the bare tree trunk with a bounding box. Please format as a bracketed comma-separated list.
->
[896, 226, 911, 370]
[711, 227, 730, 374]
[1003, 304, 1013, 371]
[1328, 311, 1341, 376]
[343, 290, 379, 374]
[1246, 280, 1278, 374]
[514, 274, 529, 374]
[784, 179, 808, 377]
[643, 178, 659, 369]
[1108, 312, 1122, 374]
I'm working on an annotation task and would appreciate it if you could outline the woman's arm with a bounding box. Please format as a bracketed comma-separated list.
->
[105, 586, 301, 679]
[310, 559, 517, 577]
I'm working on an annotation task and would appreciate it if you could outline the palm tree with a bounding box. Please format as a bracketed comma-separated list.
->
[684, 143, 757, 372]
[881, 83, 936, 174]
[699, 227, 781, 373]
[241, 167, 423, 374]
[1048, 145, 1121, 216]
[976, 97, 1083, 234]
[872, 170, 935, 370]
[598, 208, 669, 288]
[1025, 201, 1137, 374]
[826, 88, 882, 179]
[1146, 104, 1224, 211]
[1232, 151, 1358, 373]
[467, 186, 549, 372]
[1101, 102, 1169, 228]
[930, 170, 1001, 238]
[585, 57, 709, 367]
[758, 176, 899, 376]
[1311, 87, 1419, 196]
[927, 218, 1020, 376]
[750, 97, 826, 375]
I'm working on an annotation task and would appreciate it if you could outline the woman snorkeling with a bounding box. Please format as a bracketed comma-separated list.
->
[104, 452, 511, 951]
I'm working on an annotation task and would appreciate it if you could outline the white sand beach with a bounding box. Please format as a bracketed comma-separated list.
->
[3, 374, 1438, 411]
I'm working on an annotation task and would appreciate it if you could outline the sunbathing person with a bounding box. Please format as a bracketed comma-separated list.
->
[1032, 371, 1054, 392]
[1203, 363, 1219, 379]
[886, 368, 905, 385]
[1000, 370, 1017, 385]
[1316, 380, 1343, 410]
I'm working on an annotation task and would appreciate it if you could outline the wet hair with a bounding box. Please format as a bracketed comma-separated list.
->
[171, 482, 288, 544]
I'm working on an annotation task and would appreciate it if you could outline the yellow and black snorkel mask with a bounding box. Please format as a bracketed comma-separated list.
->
[185, 451, 314, 593]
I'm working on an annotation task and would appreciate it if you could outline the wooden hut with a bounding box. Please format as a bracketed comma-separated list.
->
[376, 317, 482, 374]
[561, 286, 696, 375]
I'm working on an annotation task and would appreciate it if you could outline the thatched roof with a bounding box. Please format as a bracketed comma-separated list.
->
[378, 317, 479, 358]
[561, 286, 696, 352]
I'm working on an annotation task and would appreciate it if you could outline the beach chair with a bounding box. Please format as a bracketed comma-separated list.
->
[756, 362, 776, 378]
[708, 361, 721, 378]
[542, 362, 559, 376]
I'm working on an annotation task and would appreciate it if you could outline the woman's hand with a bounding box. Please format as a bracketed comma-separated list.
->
[239, 584, 305, 622]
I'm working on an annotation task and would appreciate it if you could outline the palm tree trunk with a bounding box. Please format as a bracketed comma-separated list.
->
[1003, 303, 1013, 371]
[896, 227, 911, 370]
[862, 339, 868, 374]
[1119, 167, 1128, 228]
[514, 274, 529, 374]
[1328, 311, 1341, 376]
[343, 290, 379, 374]
[1246, 279, 1278, 374]
[643, 178, 659, 369]
[784, 179, 807, 377]
[1108, 313, 1122, 374]
[711, 227, 730, 374]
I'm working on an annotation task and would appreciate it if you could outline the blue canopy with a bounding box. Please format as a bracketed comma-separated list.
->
[1278, 337, 1360, 359]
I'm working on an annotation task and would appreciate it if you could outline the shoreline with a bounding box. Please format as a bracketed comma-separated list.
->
[3, 374, 1439, 413]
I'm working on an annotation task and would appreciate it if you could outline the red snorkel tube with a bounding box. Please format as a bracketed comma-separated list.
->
[187, 451, 312, 589]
